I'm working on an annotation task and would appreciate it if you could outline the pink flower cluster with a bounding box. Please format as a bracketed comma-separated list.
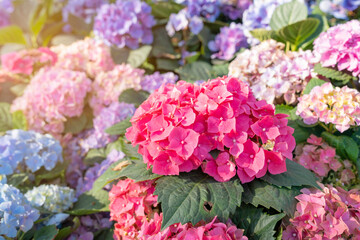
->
[313, 20, 360, 77]
[296, 82, 360, 132]
[283, 185, 360, 239]
[109, 179, 248, 240]
[1, 47, 57, 75]
[11, 68, 92, 139]
[90, 64, 144, 115]
[126, 76, 295, 183]
[294, 135, 355, 184]
[228, 40, 319, 104]
[51, 38, 115, 78]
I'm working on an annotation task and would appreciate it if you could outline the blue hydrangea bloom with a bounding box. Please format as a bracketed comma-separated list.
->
[208, 22, 248, 60]
[0, 183, 39, 238]
[319, 0, 349, 19]
[343, 0, 360, 10]
[94, 0, 156, 49]
[0, 130, 63, 175]
[187, 0, 220, 22]
[25, 185, 76, 213]
[141, 72, 178, 93]
[0, 175, 6, 184]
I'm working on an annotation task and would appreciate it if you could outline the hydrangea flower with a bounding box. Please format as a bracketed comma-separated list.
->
[126, 76, 295, 183]
[283, 184, 360, 239]
[11, 68, 92, 139]
[0, 0, 13, 28]
[0, 130, 63, 174]
[220, 0, 252, 20]
[296, 82, 360, 132]
[25, 185, 76, 213]
[140, 72, 178, 93]
[0, 183, 39, 238]
[166, 9, 204, 36]
[319, 0, 349, 19]
[208, 22, 248, 60]
[228, 39, 319, 104]
[187, 0, 220, 22]
[1, 48, 57, 75]
[343, 0, 360, 10]
[313, 20, 360, 77]
[89, 64, 144, 115]
[94, 0, 156, 49]
[51, 38, 114, 78]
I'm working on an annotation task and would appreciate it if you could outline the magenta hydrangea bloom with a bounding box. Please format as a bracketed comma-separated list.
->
[126, 76, 295, 183]
[314, 20, 360, 77]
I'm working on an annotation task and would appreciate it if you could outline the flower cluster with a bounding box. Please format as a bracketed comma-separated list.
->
[296, 82, 360, 132]
[208, 22, 248, 60]
[0, 183, 39, 238]
[220, 0, 252, 20]
[294, 135, 355, 184]
[1, 48, 57, 75]
[25, 185, 76, 213]
[94, 0, 156, 49]
[51, 38, 114, 78]
[319, 0, 349, 19]
[166, 9, 204, 36]
[141, 72, 178, 93]
[11, 68, 92, 139]
[283, 185, 360, 239]
[0, 0, 13, 28]
[228, 40, 319, 104]
[0, 130, 63, 174]
[126, 76, 295, 183]
[314, 20, 360, 77]
[89, 64, 144, 115]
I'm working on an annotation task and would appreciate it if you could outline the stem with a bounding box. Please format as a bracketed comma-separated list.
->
[319, 122, 330, 132]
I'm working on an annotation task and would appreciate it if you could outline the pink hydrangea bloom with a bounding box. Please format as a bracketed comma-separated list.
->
[11, 68, 92, 140]
[228, 40, 319, 104]
[1, 48, 57, 75]
[89, 64, 144, 115]
[283, 184, 360, 239]
[51, 38, 114, 78]
[296, 82, 360, 132]
[313, 19, 360, 77]
[126, 76, 295, 183]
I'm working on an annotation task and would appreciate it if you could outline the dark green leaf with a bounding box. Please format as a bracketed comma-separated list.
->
[313, 63, 357, 83]
[12, 110, 27, 130]
[210, 64, 229, 78]
[113, 160, 161, 182]
[105, 117, 132, 135]
[287, 120, 312, 143]
[156, 58, 180, 71]
[0, 102, 13, 131]
[270, 1, 308, 30]
[111, 46, 130, 64]
[150, 1, 184, 18]
[34, 225, 59, 240]
[119, 140, 142, 159]
[151, 27, 176, 57]
[301, 14, 328, 50]
[127, 45, 152, 68]
[68, 189, 109, 215]
[94, 229, 115, 240]
[303, 78, 326, 94]
[242, 179, 301, 216]
[275, 105, 294, 117]
[176, 61, 212, 82]
[54, 226, 72, 240]
[154, 170, 243, 229]
[84, 148, 106, 166]
[118, 89, 150, 108]
[0, 25, 27, 45]
[261, 159, 320, 189]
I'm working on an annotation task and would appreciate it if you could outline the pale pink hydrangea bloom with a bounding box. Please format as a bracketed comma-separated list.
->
[89, 64, 144, 115]
[283, 184, 360, 239]
[51, 38, 115, 78]
[296, 82, 360, 132]
[11, 68, 92, 140]
[314, 19, 360, 77]
[228, 39, 319, 104]
[126, 76, 295, 183]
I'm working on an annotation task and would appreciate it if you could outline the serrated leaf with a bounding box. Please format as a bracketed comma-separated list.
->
[270, 1, 308, 30]
[232, 204, 285, 240]
[0, 25, 27, 45]
[0, 102, 13, 131]
[154, 170, 243, 229]
[119, 140, 142, 159]
[34, 225, 58, 240]
[105, 117, 132, 135]
[118, 89, 149, 108]
[313, 63, 357, 83]
[261, 159, 320, 189]
[12, 110, 27, 130]
[127, 45, 152, 68]
[242, 179, 301, 216]
[68, 189, 109, 215]
[176, 61, 212, 82]
[303, 78, 326, 94]
[113, 160, 161, 182]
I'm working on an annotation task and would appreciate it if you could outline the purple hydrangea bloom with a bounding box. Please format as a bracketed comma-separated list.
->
[0, 10, 10, 28]
[343, 0, 360, 10]
[220, 0, 252, 20]
[0, 0, 13, 28]
[94, 0, 156, 49]
[208, 22, 248, 60]
[166, 9, 189, 37]
[187, 0, 220, 22]
[141, 72, 178, 93]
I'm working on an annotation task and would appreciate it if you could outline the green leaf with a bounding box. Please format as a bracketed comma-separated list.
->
[113, 160, 161, 182]
[322, 132, 359, 164]
[68, 189, 109, 215]
[275, 105, 294, 117]
[31, 12, 47, 37]
[210, 64, 229, 78]
[68, 14, 92, 35]
[232, 204, 285, 240]
[127, 45, 152, 68]
[303, 78, 326, 94]
[250, 29, 277, 42]
[151, 27, 176, 57]
[111, 46, 130, 64]
[12, 110, 27, 130]
[118, 89, 150, 108]
[84, 148, 106, 166]
[261, 159, 320, 189]
[34, 225, 59, 240]
[64, 107, 93, 134]
[35, 162, 67, 185]
[51, 34, 81, 46]
[156, 58, 180, 71]
[270, 0, 308, 30]
[105, 117, 132, 136]
[54, 226, 72, 240]
[313, 63, 357, 83]
[10, 0, 38, 32]
[7, 173, 29, 187]
[242, 179, 301, 216]
[278, 18, 319, 49]
[288, 120, 312, 143]
[0, 25, 27, 45]
[176, 61, 212, 82]
[150, 1, 184, 18]
[119, 140, 142, 159]
[300, 14, 328, 50]
[0, 102, 13, 131]
[154, 170, 243, 230]
[10, 83, 27, 97]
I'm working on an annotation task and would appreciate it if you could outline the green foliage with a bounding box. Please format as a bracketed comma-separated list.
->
[84, 148, 107, 166]
[105, 117, 132, 136]
[7, 173, 29, 188]
[112, 159, 161, 182]
[54, 226, 73, 240]
[68, 13, 92, 35]
[34, 225, 59, 240]
[287, 120, 313, 143]
[176, 61, 213, 82]
[313, 63, 357, 84]
[0, 102, 13, 132]
[210, 64, 229, 78]
[68, 188, 109, 215]
[0, 25, 27, 45]
[127, 45, 153, 68]
[150, 1, 184, 18]
[270, 1, 308, 30]
[118, 89, 150, 108]
[12, 110, 27, 130]
[303, 78, 326, 94]
[64, 107, 93, 134]
[154, 170, 243, 229]
[232, 204, 285, 240]
[250, 29, 277, 41]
